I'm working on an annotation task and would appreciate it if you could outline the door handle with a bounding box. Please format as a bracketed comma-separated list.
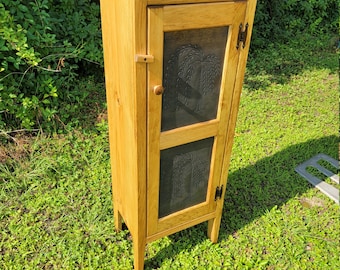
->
[153, 85, 164, 95]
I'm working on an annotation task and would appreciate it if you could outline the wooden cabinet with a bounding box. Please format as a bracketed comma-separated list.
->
[100, 1, 257, 269]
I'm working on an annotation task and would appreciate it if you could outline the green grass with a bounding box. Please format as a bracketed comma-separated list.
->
[0, 35, 339, 269]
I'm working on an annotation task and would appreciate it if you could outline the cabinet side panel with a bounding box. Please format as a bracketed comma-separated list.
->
[100, 0, 147, 237]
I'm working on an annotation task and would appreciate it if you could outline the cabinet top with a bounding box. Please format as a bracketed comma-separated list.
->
[147, 0, 246, 5]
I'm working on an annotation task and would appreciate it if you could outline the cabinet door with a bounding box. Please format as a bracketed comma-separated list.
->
[147, 2, 246, 238]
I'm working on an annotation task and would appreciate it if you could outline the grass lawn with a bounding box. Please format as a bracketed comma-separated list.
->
[0, 35, 339, 269]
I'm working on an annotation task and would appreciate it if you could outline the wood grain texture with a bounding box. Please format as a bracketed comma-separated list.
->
[147, 6, 164, 237]
[159, 120, 219, 150]
[163, 2, 244, 31]
[100, 0, 148, 269]
[148, 0, 240, 5]
[147, 211, 217, 243]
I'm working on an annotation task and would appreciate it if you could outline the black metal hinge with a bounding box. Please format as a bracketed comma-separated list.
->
[237, 23, 249, 49]
[215, 185, 224, 201]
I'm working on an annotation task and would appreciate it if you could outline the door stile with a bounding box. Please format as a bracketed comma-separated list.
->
[147, 7, 164, 236]
[214, 6, 247, 189]
[204, 6, 247, 212]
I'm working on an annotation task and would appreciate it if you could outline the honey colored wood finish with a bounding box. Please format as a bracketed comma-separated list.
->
[146, 1, 247, 238]
[100, 1, 148, 269]
[148, 0, 238, 5]
[160, 120, 219, 150]
[208, 0, 258, 243]
[100, 1, 257, 269]
[162, 2, 244, 31]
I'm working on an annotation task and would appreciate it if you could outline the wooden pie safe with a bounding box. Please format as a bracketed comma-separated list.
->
[100, 0, 257, 269]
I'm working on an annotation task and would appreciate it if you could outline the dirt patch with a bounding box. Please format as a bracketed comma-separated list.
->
[0, 132, 33, 164]
[299, 197, 325, 208]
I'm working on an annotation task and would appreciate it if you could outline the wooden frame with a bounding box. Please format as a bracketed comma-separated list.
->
[148, 0, 240, 5]
[147, 1, 246, 239]
[100, 1, 257, 269]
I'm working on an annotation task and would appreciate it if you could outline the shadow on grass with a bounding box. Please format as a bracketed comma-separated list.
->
[144, 135, 338, 269]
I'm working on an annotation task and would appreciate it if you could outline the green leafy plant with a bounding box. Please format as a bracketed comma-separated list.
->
[1, 0, 338, 131]
[252, 0, 338, 49]
[0, 0, 102, 131]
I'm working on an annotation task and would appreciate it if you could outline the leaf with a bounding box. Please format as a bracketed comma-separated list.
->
[18, 4, 29, 13]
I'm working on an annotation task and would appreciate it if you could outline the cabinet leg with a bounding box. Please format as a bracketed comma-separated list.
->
[207, 215, 222, 243]
[114, 208, 123, 231]
[133, 235, 146, 270]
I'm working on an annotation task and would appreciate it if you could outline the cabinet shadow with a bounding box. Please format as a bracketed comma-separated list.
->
[144, 135, 338, 269]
